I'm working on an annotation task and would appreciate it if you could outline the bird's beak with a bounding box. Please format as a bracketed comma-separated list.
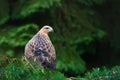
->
[50, 28, 54, 32]
[51, 29, 54, 32]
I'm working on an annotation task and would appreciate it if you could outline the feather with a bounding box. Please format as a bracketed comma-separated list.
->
[24, 25, 56, 70]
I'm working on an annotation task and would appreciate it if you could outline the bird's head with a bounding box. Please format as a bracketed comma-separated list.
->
[40, 25, 54, 34]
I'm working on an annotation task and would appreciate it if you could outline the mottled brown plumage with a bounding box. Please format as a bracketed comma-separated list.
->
[24, 25, 56, 70]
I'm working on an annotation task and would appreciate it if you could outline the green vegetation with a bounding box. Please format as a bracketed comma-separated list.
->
[1, 58, 120, 80]
[0, 0, 120, 79]
[0, 58, 66, 80]
[85, 66, 120, 80]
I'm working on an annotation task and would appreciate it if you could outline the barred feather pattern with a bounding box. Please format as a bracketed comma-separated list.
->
[25, 32, 56, 70]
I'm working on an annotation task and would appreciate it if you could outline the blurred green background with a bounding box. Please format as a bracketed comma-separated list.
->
[0, 0, 120, 79]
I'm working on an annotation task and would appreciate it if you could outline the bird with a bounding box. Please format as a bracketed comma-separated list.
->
[24, 25, 56, 70]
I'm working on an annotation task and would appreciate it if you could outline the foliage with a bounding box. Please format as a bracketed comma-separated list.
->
[0, 0, 120, 79]
[77, 0, 106, 6]
[0, 24, 39, 57]
[1, 58, 120, 80]
[0, 0, 9, 25]
[12, 0, 61, 19]
[85, 66, 120, 80]
[0, 58, 67, 80]
[0, 0, 106, 75]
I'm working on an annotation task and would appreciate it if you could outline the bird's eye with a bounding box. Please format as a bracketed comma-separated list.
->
[45, 27, 49, 29]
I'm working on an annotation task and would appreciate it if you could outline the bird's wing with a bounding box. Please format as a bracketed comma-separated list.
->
[29, 35, 56, 69]
[33, 35, 50, 56]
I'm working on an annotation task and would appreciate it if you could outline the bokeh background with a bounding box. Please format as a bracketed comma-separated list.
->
[0, 0, 120, 79]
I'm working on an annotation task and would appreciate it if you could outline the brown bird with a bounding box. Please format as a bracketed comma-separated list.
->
[24, 25, 56, 70]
